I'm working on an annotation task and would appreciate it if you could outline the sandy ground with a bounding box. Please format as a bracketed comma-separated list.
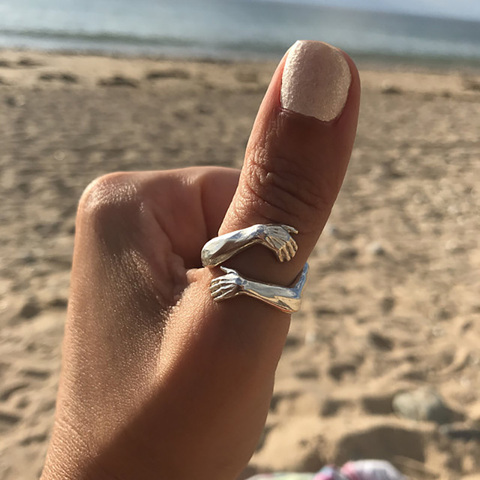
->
[0, 50, 479, 480]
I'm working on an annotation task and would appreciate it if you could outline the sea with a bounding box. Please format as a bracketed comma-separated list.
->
[1, 0, 480, 67]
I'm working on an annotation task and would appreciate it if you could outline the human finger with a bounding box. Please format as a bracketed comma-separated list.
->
[149, 41, 360, 480]
[219, 40, 360, 287]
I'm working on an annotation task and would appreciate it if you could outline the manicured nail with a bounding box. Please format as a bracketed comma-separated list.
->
[281, 40, 351, 122]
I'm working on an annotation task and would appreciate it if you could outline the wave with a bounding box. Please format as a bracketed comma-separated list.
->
[0, 26, 293, 59]
[0, 27, 199, 48]
[2, 25, 480, 67]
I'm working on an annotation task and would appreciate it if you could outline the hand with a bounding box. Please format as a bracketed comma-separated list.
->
[42, 41, 360, 480]
[259, 224, 299, 262]
[210, 267, 247, 301]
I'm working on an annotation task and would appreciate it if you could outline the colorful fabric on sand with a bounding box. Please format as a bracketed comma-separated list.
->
[246, 475, 320, 480]
[247, 460, 406, 480]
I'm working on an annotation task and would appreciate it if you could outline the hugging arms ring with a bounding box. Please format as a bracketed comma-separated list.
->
[201, 224, 308, 314]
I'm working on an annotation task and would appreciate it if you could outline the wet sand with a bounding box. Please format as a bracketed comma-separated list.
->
[0, 50, 480, 480]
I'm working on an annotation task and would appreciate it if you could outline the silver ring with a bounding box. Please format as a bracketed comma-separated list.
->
[202, 223, 307, 313]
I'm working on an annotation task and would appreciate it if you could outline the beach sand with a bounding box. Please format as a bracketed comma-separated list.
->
[0, 50, 479, 480]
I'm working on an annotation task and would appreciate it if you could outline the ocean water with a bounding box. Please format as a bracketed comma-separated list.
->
[1, 0, 480, 66]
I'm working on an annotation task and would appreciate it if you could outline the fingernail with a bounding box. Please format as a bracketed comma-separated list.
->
[281, 40, 351, 122]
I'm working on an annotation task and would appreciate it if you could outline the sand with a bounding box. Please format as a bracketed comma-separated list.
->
[0, 50, 479, 480]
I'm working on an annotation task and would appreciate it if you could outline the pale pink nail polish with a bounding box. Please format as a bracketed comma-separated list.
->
[281, 40, 351, 122]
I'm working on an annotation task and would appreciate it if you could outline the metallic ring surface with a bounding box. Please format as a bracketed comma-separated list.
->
[201, 224, 299, 267]
[209, 263, 309, 314]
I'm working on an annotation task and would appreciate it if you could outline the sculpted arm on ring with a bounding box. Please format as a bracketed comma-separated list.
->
[210, 263, 309, 314]
[201, 224, 299, 266]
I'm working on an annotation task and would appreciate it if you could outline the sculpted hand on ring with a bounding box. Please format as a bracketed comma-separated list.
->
[258, 224, 298, 262]
[209, 267, 248, 300]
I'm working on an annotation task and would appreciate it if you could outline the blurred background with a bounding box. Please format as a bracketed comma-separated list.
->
[1, 1, 480, 479]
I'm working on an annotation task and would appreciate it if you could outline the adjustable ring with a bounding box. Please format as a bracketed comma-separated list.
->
[202, 223, 307, 313]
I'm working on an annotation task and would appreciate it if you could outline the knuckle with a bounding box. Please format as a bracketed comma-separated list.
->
[78, 172, 143, 229]
[244, 146, 334, 233]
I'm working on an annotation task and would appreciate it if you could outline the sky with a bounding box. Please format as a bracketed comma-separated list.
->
[262, 0, 480, 21]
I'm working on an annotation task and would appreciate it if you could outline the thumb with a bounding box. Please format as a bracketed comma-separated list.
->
[153, 41, 360, 479]
[220, 40, 360, 286]
[199, 40, 360, 352]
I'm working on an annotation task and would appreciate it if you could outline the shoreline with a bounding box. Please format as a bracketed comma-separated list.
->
[2, 46, 480, 75]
